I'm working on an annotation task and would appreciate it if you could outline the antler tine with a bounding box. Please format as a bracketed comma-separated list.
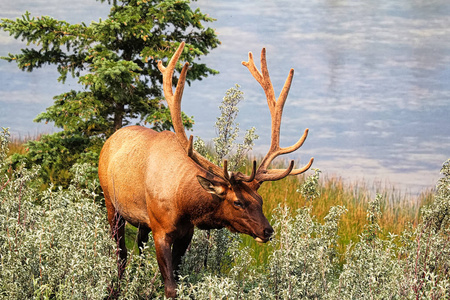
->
[257, 130, 314, 181]
[234, 160, 257, 182]
[223, 160, 230, 181]
[259, 128, 309, 171]
[187, 135, 194, 157]
[288, 157, 314, 176]
[260, 158, 314, 181]
[185, 132, 231, 182]
[159, 43, 229, 181]
[242, 49, 276, 111]
[158, 42, 190, 148]
[242, 48, 313, 182]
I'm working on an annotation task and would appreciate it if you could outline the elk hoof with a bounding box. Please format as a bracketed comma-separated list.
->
[165, 286, 177, 299]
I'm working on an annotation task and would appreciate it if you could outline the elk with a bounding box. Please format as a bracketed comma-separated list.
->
[98, 42, 313, 298]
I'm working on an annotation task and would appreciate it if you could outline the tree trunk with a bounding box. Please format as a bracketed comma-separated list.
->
[113, 103, 124, 132]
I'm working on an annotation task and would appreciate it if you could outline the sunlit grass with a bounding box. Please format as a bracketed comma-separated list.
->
[7, 135, 31, 156]
[239, 161, 433, 265]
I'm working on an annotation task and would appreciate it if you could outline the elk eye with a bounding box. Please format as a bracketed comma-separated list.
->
[234, 200, 244, 208]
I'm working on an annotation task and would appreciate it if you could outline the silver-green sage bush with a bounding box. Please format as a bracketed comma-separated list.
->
[336, 161, 450, 300]
[0, 128, 116, 299]
[263, 204, 347, 299]
[194, 84, 258, 170]
[188, 84, 259, 281]
[336, 194, 403, 299]
[1, 123, 449, 299]
[397, 159, 450, 300]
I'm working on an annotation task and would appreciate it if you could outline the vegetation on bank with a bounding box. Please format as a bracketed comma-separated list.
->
[245, 166, 433, 265]
[1, 128, 449, 299]
[6, 132, 433, 261]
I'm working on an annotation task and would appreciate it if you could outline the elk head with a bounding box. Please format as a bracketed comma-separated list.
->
[158, 42, 314, 242]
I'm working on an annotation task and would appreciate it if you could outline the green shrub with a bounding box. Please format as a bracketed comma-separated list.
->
[336, 195, 403, 299]
[397, 159, 450, 299]
[264, 204, 347, 299]
[335, 161, 450, 300]
[1, 126, 449, 299]
[0, 129, 116, 299]
[8, 131, 102, 190]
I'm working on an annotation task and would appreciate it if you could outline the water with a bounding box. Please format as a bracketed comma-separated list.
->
[1, 0, 449, 195]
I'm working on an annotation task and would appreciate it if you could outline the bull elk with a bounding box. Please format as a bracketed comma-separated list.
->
[98, 42, 314, 298]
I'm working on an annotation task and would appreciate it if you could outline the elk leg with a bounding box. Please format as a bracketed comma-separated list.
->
[154, 232, 176, 298]
[105, 198, 127, 279]
[137, 225, 151, 255]
[172, 227, 194, 280]
[115, 214, 127, 278]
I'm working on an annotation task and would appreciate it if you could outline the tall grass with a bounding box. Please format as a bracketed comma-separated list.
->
[240, 161, 433, 265]
[6, 134, 36, 156]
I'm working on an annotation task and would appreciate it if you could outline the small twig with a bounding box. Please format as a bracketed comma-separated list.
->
[17, 179, 24, 225]
[0, 177, 11, 194]
[148, 268, 160, 297]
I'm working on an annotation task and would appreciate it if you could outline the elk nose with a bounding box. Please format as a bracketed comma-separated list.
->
[264, 227, 274, 240]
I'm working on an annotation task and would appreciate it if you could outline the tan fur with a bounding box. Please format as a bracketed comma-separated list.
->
[98, 126, 273, 298]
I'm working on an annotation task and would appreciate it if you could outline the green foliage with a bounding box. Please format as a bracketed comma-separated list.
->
[8, 132, 102, 189]
[337, 195, 403, 299]
[213, 84, 243, 162]
[2, 127, 449, 298]
[265, 204, 347, 299]
[421, 159, 450, 232]
[336, 164, 450, 300]
[297, 168, 321, 203]
[1, 0, 220, 188]
[118, 243, 165, 299]
[180, 229, 241, 279]
[0, 128, 9, 169]
[188, 84, 259, 281]
[195, 84, 259, 171]
[0, 130, 117, 299]
[396, 159, 450, 300]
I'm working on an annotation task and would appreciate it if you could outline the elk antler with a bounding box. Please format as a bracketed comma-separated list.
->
[158, 43, 237, 181]
[223, 159, 257, 183]
[242, 48, 314, 182]
[158, 42, 190, 148]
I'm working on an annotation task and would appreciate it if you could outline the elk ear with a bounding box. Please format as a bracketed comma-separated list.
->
[197, 175, 227, 197]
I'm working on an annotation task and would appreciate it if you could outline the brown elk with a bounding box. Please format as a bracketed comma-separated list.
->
[98, 42, 313, 298]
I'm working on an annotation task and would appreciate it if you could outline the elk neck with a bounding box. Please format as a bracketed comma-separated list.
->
[174, 162, 230, 230]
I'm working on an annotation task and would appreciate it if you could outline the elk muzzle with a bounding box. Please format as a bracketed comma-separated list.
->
[254, 224, 274, 243]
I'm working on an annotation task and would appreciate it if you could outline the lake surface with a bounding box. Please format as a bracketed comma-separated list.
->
[1, 0, 449, 195]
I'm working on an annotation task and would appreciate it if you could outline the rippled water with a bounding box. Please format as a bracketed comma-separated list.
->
[189, 0, 450, 194]
[1, 0, 449, 194]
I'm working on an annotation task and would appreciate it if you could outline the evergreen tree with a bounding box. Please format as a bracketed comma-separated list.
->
[1, 0, 220, 188]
